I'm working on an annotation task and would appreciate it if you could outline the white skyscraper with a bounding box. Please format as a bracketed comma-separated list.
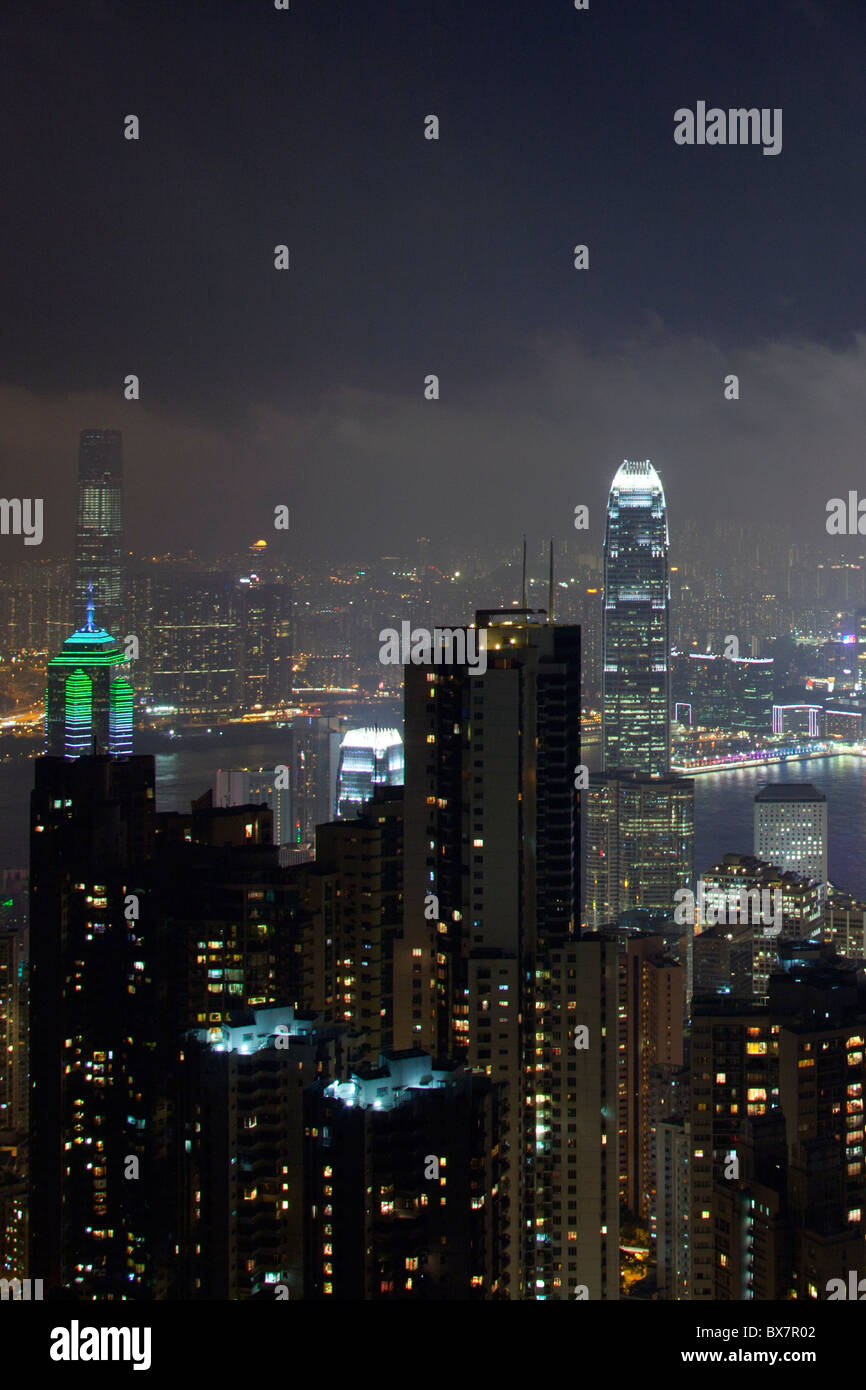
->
[754, 783, 828, 886]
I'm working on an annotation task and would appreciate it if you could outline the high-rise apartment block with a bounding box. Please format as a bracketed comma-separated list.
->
[401, 608, 582, 1297]
[29, 755, 155, 1296]
[690, 955, 866, 1300]
[305, 1051, 507, 1299]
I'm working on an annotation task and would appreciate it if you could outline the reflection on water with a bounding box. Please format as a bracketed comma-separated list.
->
[154, 740, 293, 816]
[587, 748, 866, 898]
[693, 756, 866, 896]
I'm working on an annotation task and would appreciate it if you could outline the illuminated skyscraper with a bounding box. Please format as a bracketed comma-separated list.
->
[584, 771, 694, 930]
[754, 783, 828, 887]
[45, 593, 134, 758]
[237, 576, 293, 709]
[74, 429, 124, 633]
[147, 567, 241, 713]
[336, 727, 403, 818]
[602, 460, 670, 776]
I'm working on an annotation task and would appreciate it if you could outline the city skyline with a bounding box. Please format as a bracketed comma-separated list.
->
[6, 0, 866, 1345]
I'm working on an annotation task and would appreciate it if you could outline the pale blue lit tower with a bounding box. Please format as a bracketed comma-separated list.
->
[336, 727, 403, 818]
[602, 460, 670, 776]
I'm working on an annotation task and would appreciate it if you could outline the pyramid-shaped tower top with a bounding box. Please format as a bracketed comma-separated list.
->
[609, 459, 665, 497]
[48, 580, 121, 666]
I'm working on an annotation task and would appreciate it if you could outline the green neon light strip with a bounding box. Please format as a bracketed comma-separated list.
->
[65, 671, 92, 755]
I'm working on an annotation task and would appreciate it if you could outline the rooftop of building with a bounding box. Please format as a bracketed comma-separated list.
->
[192, 1004, 324, 1054]
[702, 852, 821, 889]
[609, 459, 664, 493]
[48, 589, 123, 665]
[755, 783, 827, 803]
[339, 726, 402, 750]
[324, 1051, 472, 1111]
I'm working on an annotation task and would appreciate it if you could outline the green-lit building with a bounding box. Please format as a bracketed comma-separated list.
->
[45, 592, 133, 758]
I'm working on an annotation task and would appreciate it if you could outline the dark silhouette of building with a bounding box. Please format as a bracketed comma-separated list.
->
[305, 1051, 506, 1299]
[75, 429, 124, 634]
[690, 952, 866, 1299]
[29, 755, 155, 1297]
[400, 608, 582, 1298]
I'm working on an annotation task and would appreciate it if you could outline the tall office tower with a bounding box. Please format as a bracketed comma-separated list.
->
[754, 783, 828, 887]
[584, 772, 694, 929]
[149, 567, 242, 713]
[296, 786, 403, 1059]
[29, 755, 156, 1297]
[237, 576, 293, 710]
[214, 767, 292, 846]
[177, 1006, 345, 1300]
[690, 955, 866, 1300]
[624, 936, 684, 1224]
[305, 1051, 507, 1299]
[292, 716, 344, 850]
[602, 460, 670, 776]
[75, 429, 124, 633]
[336, 727, 403, 819]
[45, 595, 134, 757]
[401, 609, 581, 1299]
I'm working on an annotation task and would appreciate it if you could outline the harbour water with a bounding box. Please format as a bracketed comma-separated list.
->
[2, 746, 865, 899]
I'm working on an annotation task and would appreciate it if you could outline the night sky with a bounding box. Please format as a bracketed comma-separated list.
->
[2, 0, 865, 559]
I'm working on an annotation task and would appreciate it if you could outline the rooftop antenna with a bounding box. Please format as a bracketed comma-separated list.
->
[84, 579, 96, 633]
[521, 535, 527, 609]
[548, 540, 554, 623]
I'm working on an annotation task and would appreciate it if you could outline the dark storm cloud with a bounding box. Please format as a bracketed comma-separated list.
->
[3, 326, 864, 560]
[3, 0, 866, 560]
